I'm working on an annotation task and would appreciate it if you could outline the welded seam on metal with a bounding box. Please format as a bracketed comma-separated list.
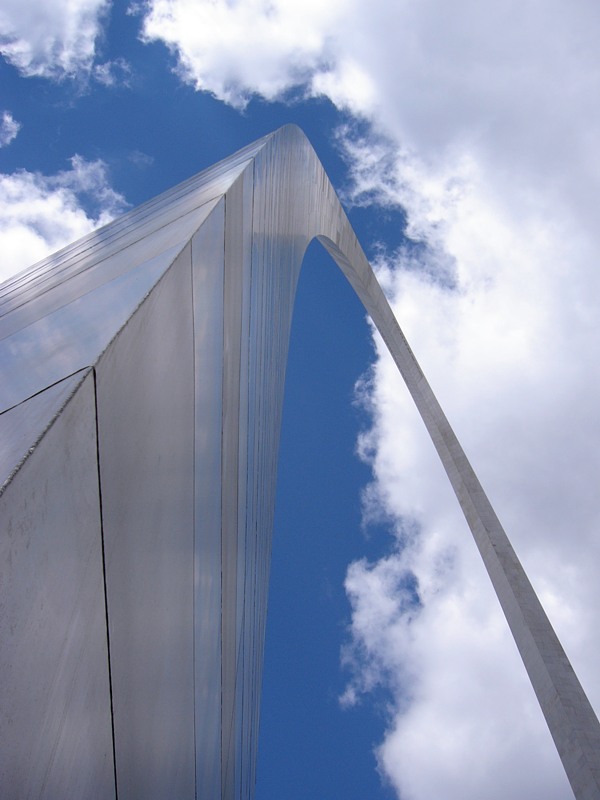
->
[190, 236, 198, 800]
[92, 366, 119, 800]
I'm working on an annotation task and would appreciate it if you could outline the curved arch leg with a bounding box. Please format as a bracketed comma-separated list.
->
[0, 125, 598, 799]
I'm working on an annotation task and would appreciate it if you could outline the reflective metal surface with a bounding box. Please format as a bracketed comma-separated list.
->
[192, 197, 225, 799]
[0, 370, 114, 798]
[0, 370, 88, 489]
[96, 245, 196, 799]
[0, 197, 221, 413]
[1, 125, 598, 800]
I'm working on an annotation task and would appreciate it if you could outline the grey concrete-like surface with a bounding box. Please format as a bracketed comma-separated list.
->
[0, 125, 598, 798]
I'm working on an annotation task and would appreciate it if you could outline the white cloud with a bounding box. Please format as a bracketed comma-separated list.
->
[338, 129, 600, 798]
[140, 0, 356, 108]
[93, 57, 132, 87]
[0, 157, 127, 283]
[0, 111, 20, 147]
[0, 0, 110, 78]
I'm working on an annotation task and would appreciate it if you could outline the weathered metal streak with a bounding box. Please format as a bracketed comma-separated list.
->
[0, 125, 598, 799]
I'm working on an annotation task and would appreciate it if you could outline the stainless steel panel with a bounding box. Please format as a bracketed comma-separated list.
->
[0, 370, 115, 798]
[0, 369, 87, 488]
[220, 167, 254, 800]
[0, 243, 182, 412]
[191, 198, 225, 798]
[96, 245, 196, 800]
[0, 197, 221, 341]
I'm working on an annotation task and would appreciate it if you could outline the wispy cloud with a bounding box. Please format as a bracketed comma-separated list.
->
[0, 111, 21, 147]
[93, 57, 132, 87]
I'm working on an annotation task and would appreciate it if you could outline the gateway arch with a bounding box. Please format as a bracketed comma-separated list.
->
[0, 125, 598, 799]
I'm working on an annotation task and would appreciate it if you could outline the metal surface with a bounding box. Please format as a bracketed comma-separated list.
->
[0, 370, 88, 489]
[192, 198, 225, 799]
[0, 124, 598, 799]
[96, 245, 196, 799]
[0, 370, 115, 798]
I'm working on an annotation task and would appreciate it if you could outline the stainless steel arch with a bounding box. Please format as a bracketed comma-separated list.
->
[0, 125, 598, 799]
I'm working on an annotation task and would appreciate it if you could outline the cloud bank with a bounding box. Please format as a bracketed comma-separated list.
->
[137, 1, 600, 797]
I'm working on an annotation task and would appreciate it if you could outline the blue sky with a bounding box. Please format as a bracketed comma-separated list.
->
[2, 1, 600, 798]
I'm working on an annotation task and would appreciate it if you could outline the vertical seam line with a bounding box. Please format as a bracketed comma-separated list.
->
[92, 366, 119, 800]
